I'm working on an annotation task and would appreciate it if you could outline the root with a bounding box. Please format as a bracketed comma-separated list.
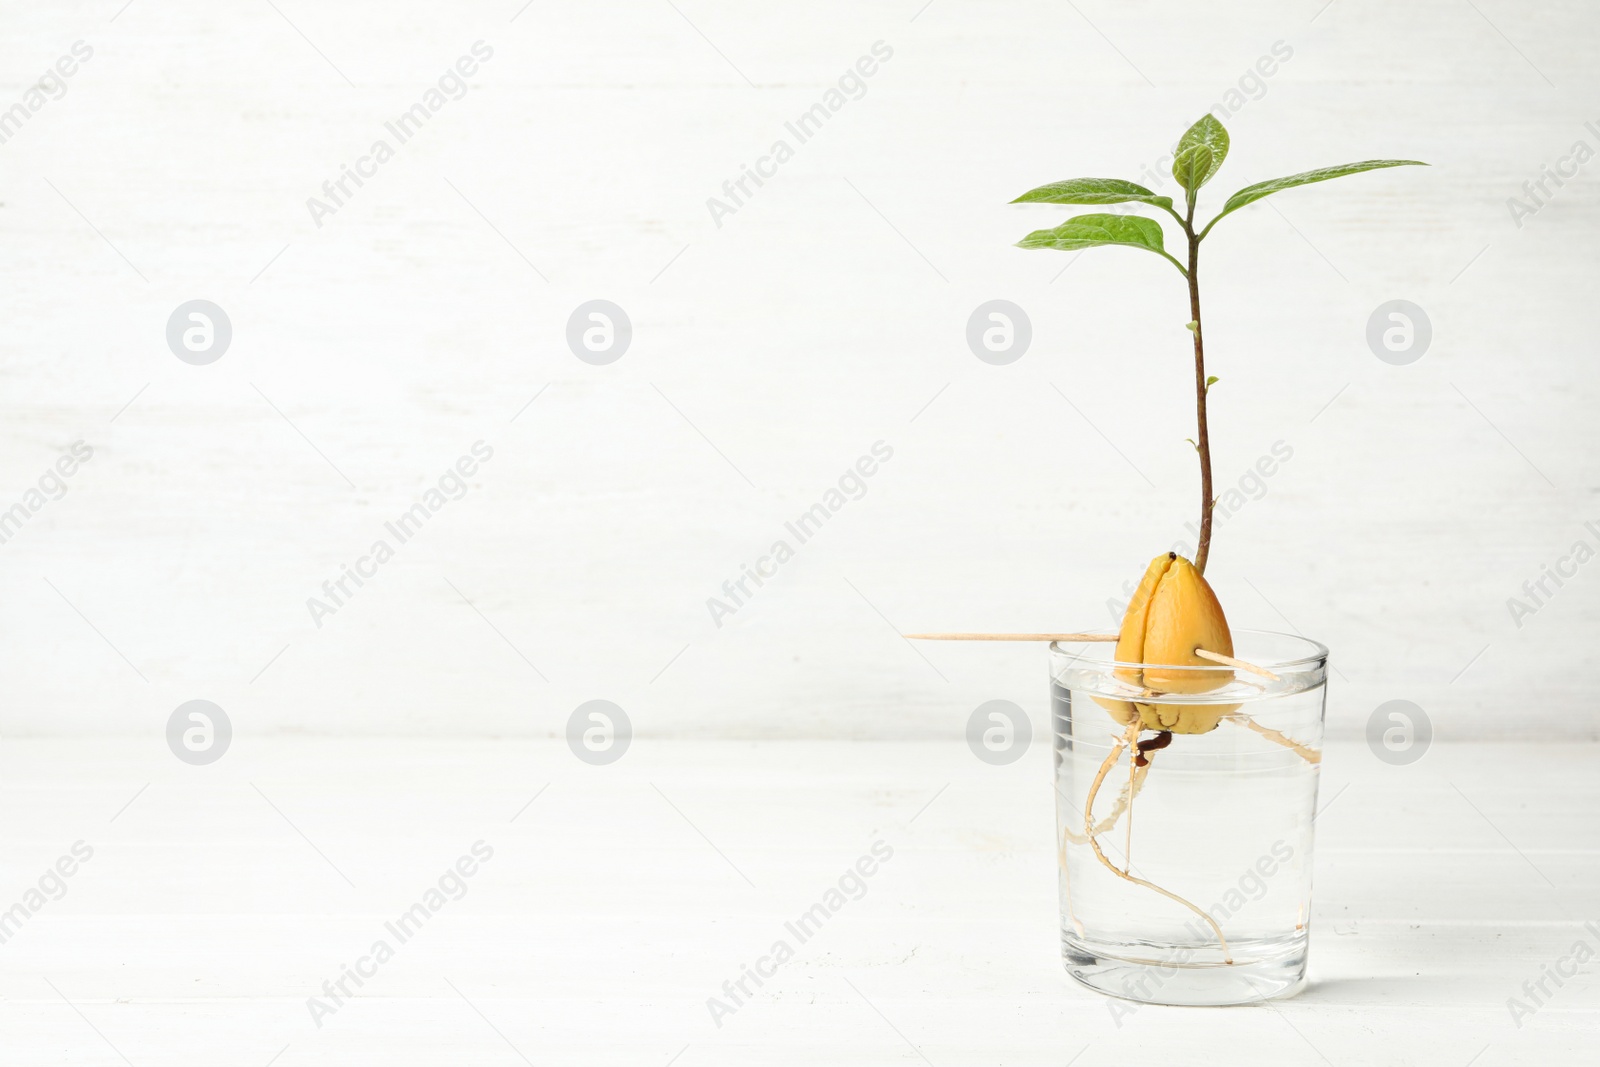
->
[1082, 721, 1139, 847]
[1123, 735, 1137, 872]
[1057, 806, 1087, 939]
[1123, 730, 1171, 872]
[1060, 759, 1150, 846]
[1083, 721, 1234, 965]
[1225, 713, 1321, 764]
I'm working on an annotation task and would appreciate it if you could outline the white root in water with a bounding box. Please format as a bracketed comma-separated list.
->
[1224, 713, 1322, 764]
[1080, 721, 1234, 965]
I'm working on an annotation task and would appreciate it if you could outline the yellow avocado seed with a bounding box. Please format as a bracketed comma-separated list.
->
[1097, 552, 1238, 734]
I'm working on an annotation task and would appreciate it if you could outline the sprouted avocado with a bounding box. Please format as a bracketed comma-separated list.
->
[1005, 115, 1426, 960]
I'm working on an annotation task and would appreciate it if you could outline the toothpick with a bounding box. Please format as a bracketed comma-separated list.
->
[1194, 648, 1280, 681]
[904, 632, 1118, 642]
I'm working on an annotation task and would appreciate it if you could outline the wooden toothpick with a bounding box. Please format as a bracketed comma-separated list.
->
[903, 632, 1118, 642]
[1194, 648, 1280, 681]
[903, 636, 1282, 684]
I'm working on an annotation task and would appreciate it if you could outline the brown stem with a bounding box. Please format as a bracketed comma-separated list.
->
[1184, 203, 1214, 575]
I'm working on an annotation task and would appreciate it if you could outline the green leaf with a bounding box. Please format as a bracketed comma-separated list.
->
[1172, 115, 1229, 192]
[1011, 178, 1173, 210]
[1016, 213, 1176, 267]
[1210, 160, 1428, 226]
[1172, 144, 1214, 198]
[1205, 375, 1219, 387]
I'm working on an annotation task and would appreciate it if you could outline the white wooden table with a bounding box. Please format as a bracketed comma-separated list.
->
[1, 737, 1593, 1064]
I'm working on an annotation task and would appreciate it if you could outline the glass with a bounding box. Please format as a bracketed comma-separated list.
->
[1050, 630, 1328, 1006]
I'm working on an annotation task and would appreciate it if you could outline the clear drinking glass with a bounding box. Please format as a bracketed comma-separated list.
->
[1050, 630, 1328, 1006]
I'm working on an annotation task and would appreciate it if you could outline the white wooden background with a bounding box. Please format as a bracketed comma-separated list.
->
[0, 0, 1595, 739]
